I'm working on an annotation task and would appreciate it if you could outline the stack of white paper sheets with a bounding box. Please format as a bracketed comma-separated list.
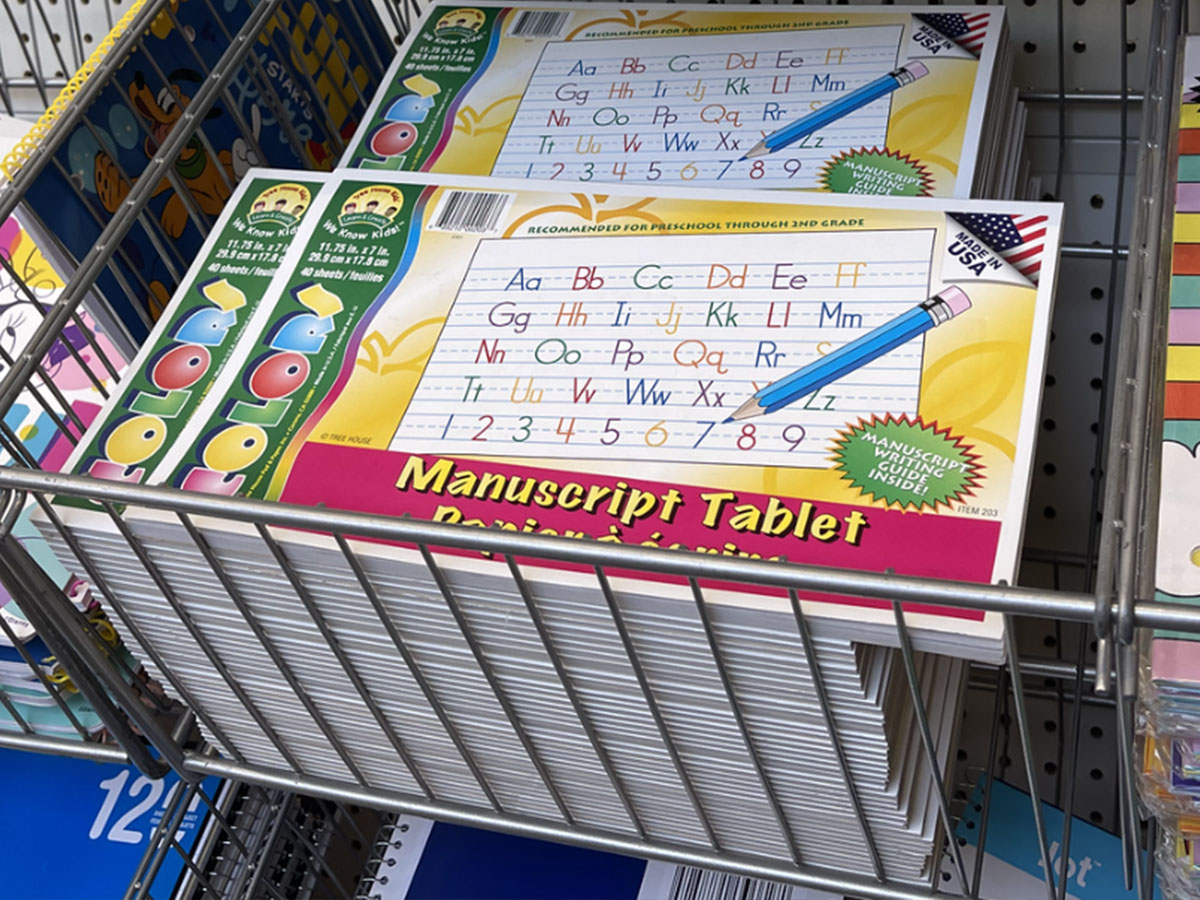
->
[44, 514, 964, 881]
[36, 168, 1062, 883]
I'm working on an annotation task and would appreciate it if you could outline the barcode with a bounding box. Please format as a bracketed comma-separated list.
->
[430, 190, 512, 234]
[668, 867, 791, 900]
[508, 10, 569, 37]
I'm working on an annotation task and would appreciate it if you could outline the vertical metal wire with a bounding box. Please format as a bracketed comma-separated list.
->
[416, 542, 575, 826]
[891, 600, 969, 893]
[256, 524, 436, 801]
[1002, 614, 1056, 900]
[788, 588, 885, 882]
[333, 533, 502, 812]
[687, 577, 803, 868]
[183, 515, 369, 786]
[970, 666, 1008, 900]
[1114, 655, 1145, 894]
[504, 555, 647, 839]
[593, 566, 720, 851]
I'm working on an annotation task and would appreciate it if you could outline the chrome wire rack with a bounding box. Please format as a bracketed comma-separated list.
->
[0, 1, 1192, 898]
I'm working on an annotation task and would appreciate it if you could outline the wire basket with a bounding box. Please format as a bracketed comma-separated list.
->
[0, 1, 1190, 898]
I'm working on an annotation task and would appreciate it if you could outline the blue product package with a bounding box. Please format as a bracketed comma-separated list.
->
[0, 747, 221, 899]
[17, 0, 393, 340]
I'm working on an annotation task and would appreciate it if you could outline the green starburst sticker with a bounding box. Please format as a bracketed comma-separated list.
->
[818, 148, 933, 196]
[829, 415, 983, 511]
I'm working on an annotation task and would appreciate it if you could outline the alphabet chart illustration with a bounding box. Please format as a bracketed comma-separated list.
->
[390, 230, 935, 468]
[341, 4, 1005, 198]
[490, 27, 908, 189]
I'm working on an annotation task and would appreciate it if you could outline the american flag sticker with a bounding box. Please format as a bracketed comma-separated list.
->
[948, 213, 1049, 285]
[916, 13, 991, 57]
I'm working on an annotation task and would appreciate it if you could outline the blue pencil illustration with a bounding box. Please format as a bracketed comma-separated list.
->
[742, 61, 930, 161]
[726, 286, 971, 422]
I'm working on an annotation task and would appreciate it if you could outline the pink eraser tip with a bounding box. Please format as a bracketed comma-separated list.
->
[905, 61, 930, 80]
[940, 286, 971, 318]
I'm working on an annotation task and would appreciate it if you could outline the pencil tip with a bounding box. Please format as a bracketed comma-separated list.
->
[728, 396, 765, 422]
[722, 416, 734, 424]
[737, 155, 747, 162]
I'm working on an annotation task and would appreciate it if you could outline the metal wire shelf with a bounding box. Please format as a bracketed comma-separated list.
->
[0, 0, 1188, 898]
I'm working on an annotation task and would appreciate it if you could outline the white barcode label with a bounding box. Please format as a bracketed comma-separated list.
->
[508, 9, 569, 37]
[429, 190, 513, 234]
[638, 862, 842, 900]
[667, 868, 790, 900]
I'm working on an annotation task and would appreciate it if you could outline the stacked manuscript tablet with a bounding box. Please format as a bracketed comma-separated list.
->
[341, 3, 1026, 199]
[36, 165, 1061, 881]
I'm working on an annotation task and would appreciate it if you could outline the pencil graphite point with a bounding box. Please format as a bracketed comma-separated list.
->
[729, 396, 764, 422]
[743, 141, 770, 160]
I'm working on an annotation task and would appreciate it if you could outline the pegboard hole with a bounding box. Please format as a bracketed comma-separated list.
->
[966, 820, 976, 830]
[1091, 725, 1104, 738]
[1090, 768, 1104, 780]
[1050, 330, 1057, 342]
[1045, 374, 1056, 387]
[942, 872, 953, 882]
[1000, 755, 1013, 768]
[1089, 811, 1104, 824]
[1041, 192, 1056, 202]
[1091, 287, 1104, 300]
[1044, 506, 1057, 519]
[1043, 634, 1057, 648]
[1044, 677, 1058, 688]
[957, 748, 968, 761]
[1127, 41, 1137, 53]
[1090, 422, 1100, 434]
[1024, 41, 1037, 54]
[1043, 462, 1056, 475]
[1091, 377, 1103, 390]
[1044, 761, 1058, 775]
[1025, 0, 1037, 5]
[1090, 332, 1104, 345]
[1072, 0, 1085, 4]
[1090, 194, 1105, 209]
[1042, 418, 1057, 431]
[1044, 719, 1058, 732]
[1072, 40, 1087, 54]
[84, 32, 93, 42]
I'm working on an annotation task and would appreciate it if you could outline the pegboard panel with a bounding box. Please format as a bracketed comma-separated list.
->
[0, 0, 118, 118]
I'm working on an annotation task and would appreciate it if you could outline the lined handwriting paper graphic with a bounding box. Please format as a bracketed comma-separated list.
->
[390, 230, 935, 467]
[491, 27, 905, 189]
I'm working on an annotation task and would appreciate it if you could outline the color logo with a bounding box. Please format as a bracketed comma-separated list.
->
[434, 8, 485, 41]
[247, 183, 312, 231]
[336, 185, 405, 234]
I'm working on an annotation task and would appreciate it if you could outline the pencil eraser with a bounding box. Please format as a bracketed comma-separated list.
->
[939, 285, 971, 318]
[904, 61, 930, 81]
